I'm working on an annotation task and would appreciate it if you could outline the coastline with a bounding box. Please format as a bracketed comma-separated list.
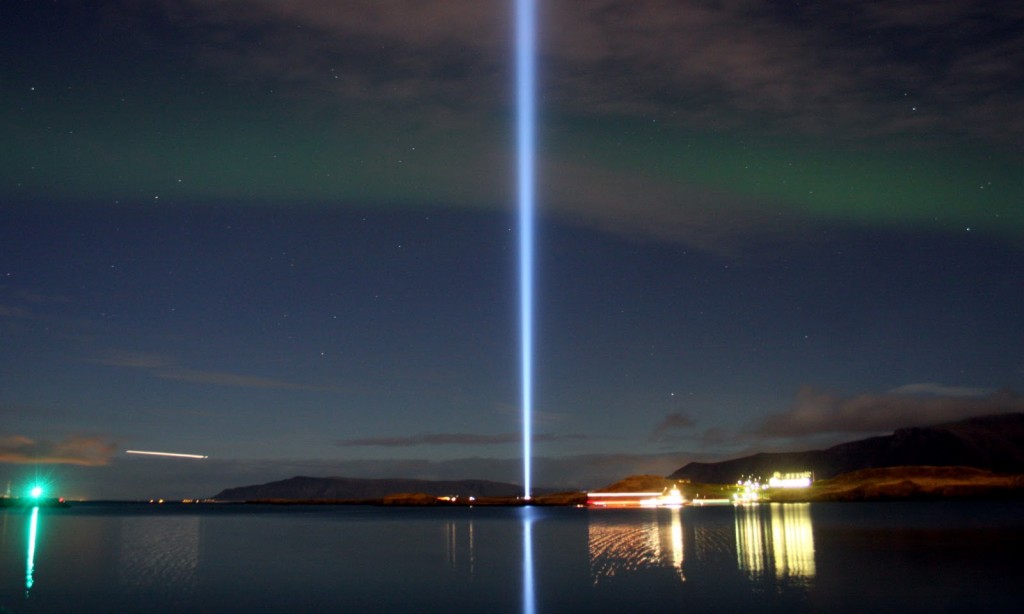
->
[201, 467, 1024, 507]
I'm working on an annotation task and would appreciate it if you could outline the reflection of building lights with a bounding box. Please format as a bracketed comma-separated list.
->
[589, 510, 686, 584]
[669, 508, 685, 581]
[771, 504, 815, 579]
[442, 520, 477, 575]
[734, 504, 816, 581]
[735, 507, 768, 576]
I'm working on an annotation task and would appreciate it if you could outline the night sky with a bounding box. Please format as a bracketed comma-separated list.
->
[2, 1, 1022, 499]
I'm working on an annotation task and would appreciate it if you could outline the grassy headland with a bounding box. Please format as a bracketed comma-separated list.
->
[768, 466, 1024, 502]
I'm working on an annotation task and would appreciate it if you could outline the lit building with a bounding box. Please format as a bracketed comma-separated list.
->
[767, 471, 812, 488]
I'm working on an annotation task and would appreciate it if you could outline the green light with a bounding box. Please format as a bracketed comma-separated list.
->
[29, 485, 43, 499]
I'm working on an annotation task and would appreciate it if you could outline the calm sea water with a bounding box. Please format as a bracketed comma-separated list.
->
[1, 501, 1021, 613]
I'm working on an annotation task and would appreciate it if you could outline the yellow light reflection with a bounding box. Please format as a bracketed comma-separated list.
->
[669, 508, 685, 581]
[735, 506, 768, 576]
[443, 519, 476, 575]
[445, 521, 457, 567]
[734, 503, 815, 582]
[589, 510, 686, 585]
[26, 506, 39, 595]
[771, 504, 816, 579]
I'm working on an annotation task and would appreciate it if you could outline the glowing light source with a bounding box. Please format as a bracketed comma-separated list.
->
[516, 0, 537, 501]
[29, 485, 43, 499]
[768, 471, 812, 489]
[125, 450, 208, 459]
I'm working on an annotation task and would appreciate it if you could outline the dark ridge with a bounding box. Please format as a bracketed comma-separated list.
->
[211, 476, 531, 501]
[669, 413, 1024, 483]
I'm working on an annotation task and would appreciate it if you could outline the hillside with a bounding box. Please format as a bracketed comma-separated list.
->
[770, 466, 1024, 501]
[212, 476, 526, 502]
[670, 413, 1024, 483]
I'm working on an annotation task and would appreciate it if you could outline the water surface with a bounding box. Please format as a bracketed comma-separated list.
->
[1, 502, 1021, 612]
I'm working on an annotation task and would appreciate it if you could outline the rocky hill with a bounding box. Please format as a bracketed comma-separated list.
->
[670, 413, 1024, 483]
[212, 476, 526, 501]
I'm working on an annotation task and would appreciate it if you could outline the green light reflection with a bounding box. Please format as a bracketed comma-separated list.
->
[26, 506, 39, 595]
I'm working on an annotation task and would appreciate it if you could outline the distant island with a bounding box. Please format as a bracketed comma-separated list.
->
[212, 476, 527, 502]
[209, 413, 1024, 505]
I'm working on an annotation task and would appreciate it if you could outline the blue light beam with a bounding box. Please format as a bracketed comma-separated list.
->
[516, 0, 537, 500]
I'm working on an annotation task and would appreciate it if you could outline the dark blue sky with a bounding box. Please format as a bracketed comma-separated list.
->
[2, 1, 1022, 498]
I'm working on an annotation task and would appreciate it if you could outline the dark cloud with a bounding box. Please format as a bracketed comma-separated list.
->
[887, 383, 996, 398]
[0, 304, 31, 318]
[653, 412, 695, 432]
[105, 0, 1023, 249]
[142, 0, 1024, 142]
[650, 411, 696, 443]
[756, 385, 1024, 437]
[0, 434, 117, 466]
[337, 432, 586, 447]
[541, 157, 803, 251]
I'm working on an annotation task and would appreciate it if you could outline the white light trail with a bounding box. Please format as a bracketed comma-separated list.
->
[516, 0, 537, 501]
[125, 450, 208, 459]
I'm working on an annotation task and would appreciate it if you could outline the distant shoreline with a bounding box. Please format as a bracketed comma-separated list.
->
[48, 466, 1024, 507]
[225, 491, 589, 507]
[214, 467, 1024, 506]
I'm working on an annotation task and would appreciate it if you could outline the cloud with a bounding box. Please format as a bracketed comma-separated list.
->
[0, 435, 117, 466]
[337, 432, 586, 447]
[0, 304, 31, 318]
[755, 385, 1024, 438]
[887, 383, 996, 398]
[91, 350, 322, 390]
[92, 350, 173, 369]
[649, 411, 696, 443]
[138, 0, 1024, 142]
[653, 412, 695, 432]
[541, 156, 804, 250]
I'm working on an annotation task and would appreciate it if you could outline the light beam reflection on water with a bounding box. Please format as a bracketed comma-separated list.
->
[735, 503, 815, 582]
[4, 504, 1024, 612]
[25, 507, 38, 596]
[521, 507, 536, 614]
